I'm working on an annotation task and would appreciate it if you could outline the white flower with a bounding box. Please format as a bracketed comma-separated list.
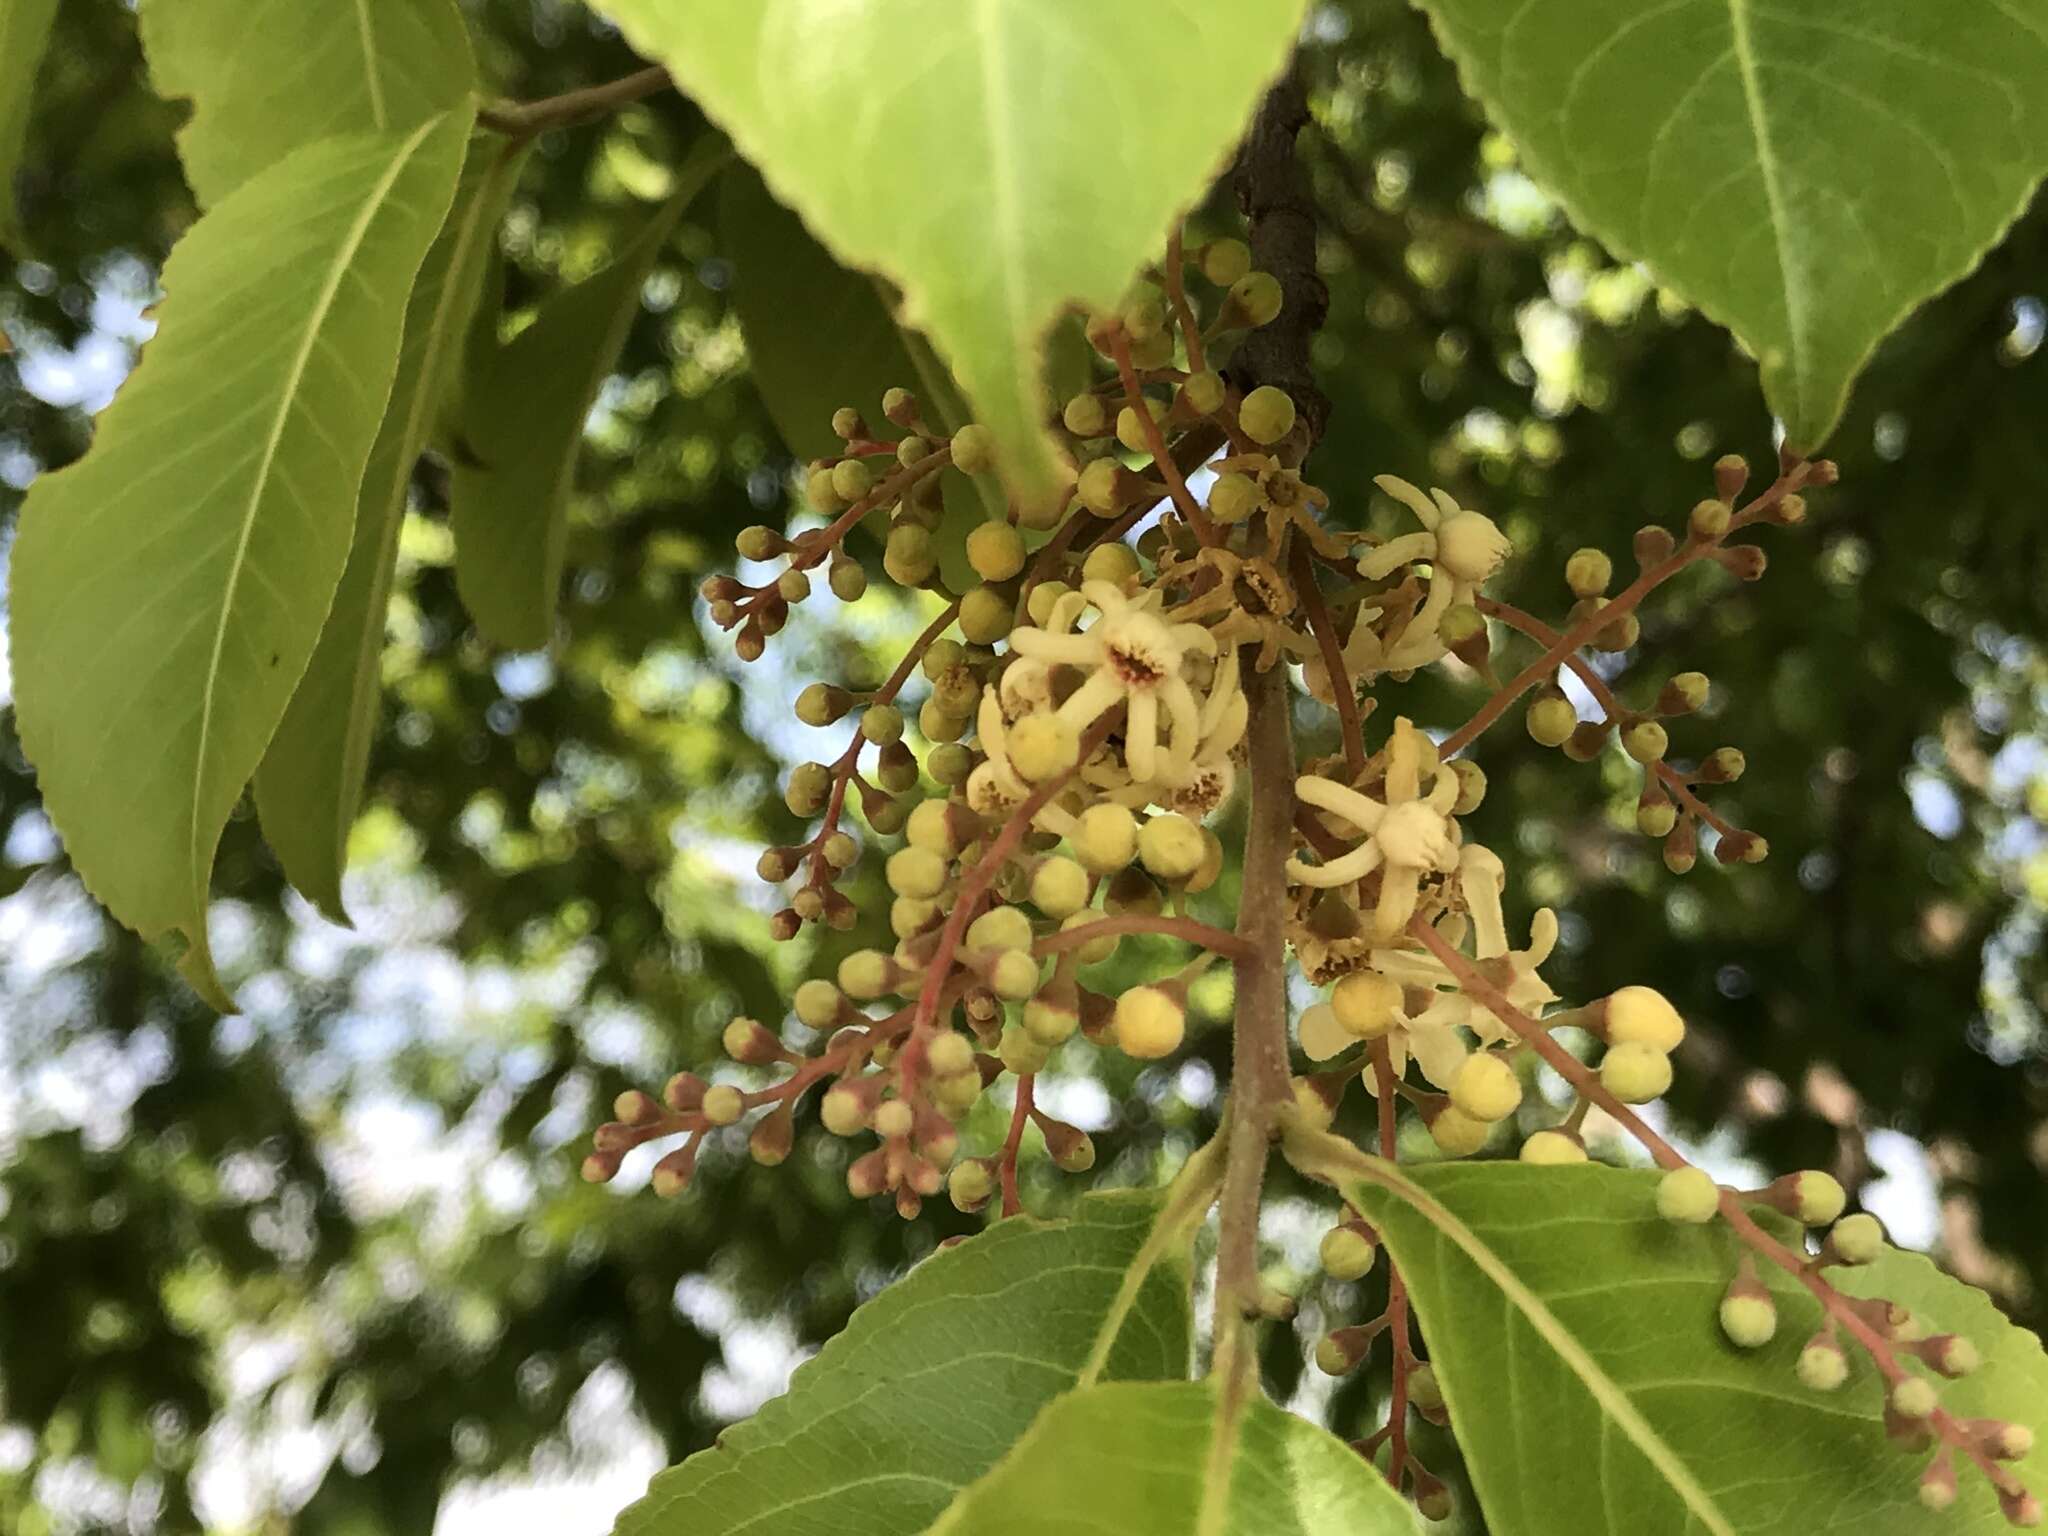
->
[1287, 717, 1460, 938]
[1005, 580, 1218, 786]
[1345, 476, 1512, 675]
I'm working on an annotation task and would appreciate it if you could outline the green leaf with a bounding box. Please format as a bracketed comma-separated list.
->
[921, 1381, 1418, 1536]
[586, 0, 1309, 511]
[140, 0, 476, 206]
[7, 111, 475, 1010]
[1338, 1155, 2046, 1535]
[0, 0, 59, 249]
[720, 163, 949, 462]
[449, 141, 725, 651]
[252, 137, 527, 922]
[611, 1172, 1217, 1536]
[1409, 0, 2048, 450]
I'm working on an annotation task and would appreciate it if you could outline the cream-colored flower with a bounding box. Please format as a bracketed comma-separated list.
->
[1348, 476, 1512, 675]
[1287, 717, 1460, 938]
[1006, 581, 1218, 785]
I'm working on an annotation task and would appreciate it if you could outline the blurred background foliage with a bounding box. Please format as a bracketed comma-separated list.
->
[1, 1, 2043, 1531]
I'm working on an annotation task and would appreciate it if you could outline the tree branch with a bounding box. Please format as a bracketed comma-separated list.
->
[477, 66, 673, 138]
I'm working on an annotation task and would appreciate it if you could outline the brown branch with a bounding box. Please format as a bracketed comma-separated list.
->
[477, 66, 673, 137]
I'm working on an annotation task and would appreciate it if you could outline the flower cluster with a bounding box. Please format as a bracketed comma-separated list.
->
[581, 220, 2036, 1525]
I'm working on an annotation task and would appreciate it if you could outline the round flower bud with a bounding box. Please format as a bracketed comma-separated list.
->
[959, 586, 1015, 646]
[1292, 1076, 1337, 1132]
[1137, 813, 1206, 881]
[868, 797, 911, 836]
[1239, 385, 1296, 447]
[794, 683, 849, 727]
[1791, 1170, 1847, 1227]
[1891, 1376, 1939, 1420]
[1429, 1105, 1492, 1157]
[723, 1017, 780, 1063]
[1655, 1167, 1720, 1225]
[918, 699, 968, 744]
[929, 743, 973, 786]
[1526, 693, 1577, 748]
[1114, 985, 1186, 1059]
[700, 1085, 744, 1126]
[891, 895, 938, 940]
[805, 465, 844, 511]
[949, 1160, 994, 1211]
[1115, 399, 1167, 454]
[873, 1099, 915, 1139]
[860, 703, 905, 745]
[1332, 971, 1402, 1039]
[1605, 986, 1686, 1051]
[1449, 1052, 1523, 1123]
[1060, 909, 1119, 964]
[906, 799, 958, 856]
[887, 846, 948, 900]
[1080, 540, 1140, 589]
[735, 524, 781, 561]
[776, 568, 811, 605]
[884, 524, 936, 585]
[1179, 369, 1226, 417]
[1449, 759, 1488, 816]
[1623, 721, 1669, 764]
[1075, 803, 1139, 873]
[1719, 1291, 1777, 1350]
[1319, 1226, 1377, 1282]
[785, 760, 833, 816]
[837, 949, 892, 1001]
[1201, 238, 1251, 285]
[1408, 1363, 1444, 1413]
[1077, 458, 1129, 516]
[951, 424, 996, 475]
[1208, 471, 1259, 524]
[999, 1023, 1051, 1076]
[965, 520, 1027, 583]
[1023, 990, 1080, 1045]
[1662, 671, 1710, 714]
[793, 979, 843, 1028]
[966, 904, 1034, 956]
[1797, 1336, 1850, 1392]
[896, 434, 932, 467]
[1435, 509, 1513, 584]
[1227, 271, 1282, 327]
[1030, 856, 1090, 920]
[1009, 714, 1080, 783]
[829, 458, 874, 504]
[1828, 1212, 1885, 1266]
[923, 1031, 974, 1078]
[1704, 746, 1747, 782]
[1637, 800, 1679, 837]
[828, 556, 867, 602]
[1565, 547, 1612, 597]
[1520, 1130, 1588, 1166]
[989, 948, 1041, 1001]
[1601, 1041, 1674, 1103]
[820, 1087, 868, 1137]
[1314, 1329, 1365, 1376]
[1063, 393, 1109, 437]
[1688, 498, 1732, 541]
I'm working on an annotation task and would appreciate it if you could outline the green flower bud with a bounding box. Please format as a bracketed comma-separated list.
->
[951, 424, 997, 475]
[966, 521, 1027, 583]
[1238, 385, 1296, 447]
[1318, 1225, 1377, 1282]
[784, 761, 834, 816]
[1062, 394, 1110, 437]
[1179, 369, 1226, 417]
[1207, 471, 1260, 524]
[1656, 1166, 1720, 1224]
[831, 458, 874, 503]
[860, 703, 905, 745]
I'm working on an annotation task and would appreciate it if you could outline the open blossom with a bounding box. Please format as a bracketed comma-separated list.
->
[1306, 477, 1512, 699]
[1289, 717, 1461, 938]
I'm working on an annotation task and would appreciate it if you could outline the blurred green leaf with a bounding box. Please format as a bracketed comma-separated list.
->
[256, 136, 527, 920]
[922, 1381, 1418, 1535]
[0, 0, 58, 248]
[8, 111, 473, 1009]
[450, 140, 725, 650]
[1411, 0, 2048, 449]
[139, 0, 476, 206]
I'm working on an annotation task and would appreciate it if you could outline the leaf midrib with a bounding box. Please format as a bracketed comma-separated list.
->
[1361, 1157, 1736, 1536]
[1725, 0, 1804, 422]
[187, 114, 445, 905]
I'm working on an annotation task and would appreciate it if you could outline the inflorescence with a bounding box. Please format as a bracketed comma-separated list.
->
[581, 227, 2036, 1525]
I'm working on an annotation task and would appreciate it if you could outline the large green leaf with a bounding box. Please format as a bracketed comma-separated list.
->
[253, 137, 527, 923]
[1411, 0, 2048, 451]
[1338, 1156, 2046, 1535]
[0, 0, 58, 248]
[586, 0, 1308, 510]
[610, 1178, 1213, 1536]
[449, 141, 724, 651]
[922, 1382, 1418, 1536]
[7, 111, 474, 1010]
[140, 0, 476, 206]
